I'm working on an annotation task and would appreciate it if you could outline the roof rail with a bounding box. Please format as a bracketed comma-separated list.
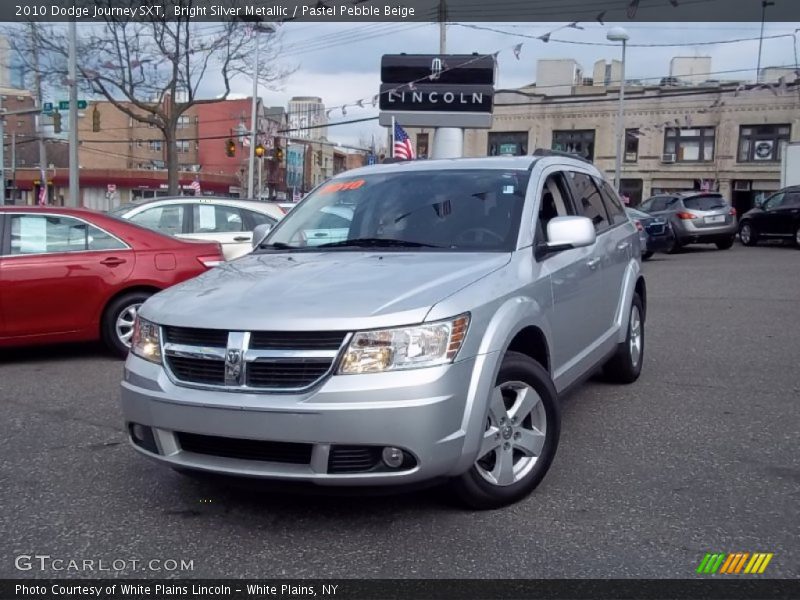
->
[532, 148, 593, 165]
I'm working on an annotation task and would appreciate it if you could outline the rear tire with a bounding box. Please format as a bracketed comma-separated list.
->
[739, 222, 758, 246]
[451, 352, 560, 510]
[102, 291, 152, 358]
[715, 237, 735, 250]
[665, 237, 683, 254]
[642, 251, 654, 260]
[603, 293, 644, 384]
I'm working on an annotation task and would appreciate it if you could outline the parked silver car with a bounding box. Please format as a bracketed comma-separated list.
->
[639, 192, 737, 252]
[120, 153, 646, 509]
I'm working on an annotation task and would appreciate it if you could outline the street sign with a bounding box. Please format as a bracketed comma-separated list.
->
[58, 100, 87, 110]
[367, 154, 377, 165]
[43, 102, 54, 114]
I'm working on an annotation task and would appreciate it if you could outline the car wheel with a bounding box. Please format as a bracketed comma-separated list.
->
[739, 222, 758, 246]
[452, 352, 560, 510]
[794, 224, 800, 248]
[665, 236, 683, 254]
[642, 251, 654, 260]
[102, 291, 152, 358]
[715, 237, 735, 250]
[603, 293, 644, 384]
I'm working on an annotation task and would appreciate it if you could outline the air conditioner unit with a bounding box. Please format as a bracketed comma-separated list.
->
[661, 153, 676, 163]
[733, 180, 752, 192]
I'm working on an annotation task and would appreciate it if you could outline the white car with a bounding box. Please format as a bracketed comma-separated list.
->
[110, 197, 281, 260]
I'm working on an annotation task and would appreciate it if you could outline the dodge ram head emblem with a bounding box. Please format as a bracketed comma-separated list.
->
[225, 349, 243, 385]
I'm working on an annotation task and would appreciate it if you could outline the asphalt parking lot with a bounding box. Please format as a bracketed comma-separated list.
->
[1, 244, 798, 580]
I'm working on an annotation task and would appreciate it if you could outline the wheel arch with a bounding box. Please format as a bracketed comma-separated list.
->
[98, 285, 163, 337]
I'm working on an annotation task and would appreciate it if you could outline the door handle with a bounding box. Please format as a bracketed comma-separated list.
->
[586, 257, 601, 270]
[617, 241, 631, 251]
[233, 236, 250, 242]
[100, 257, 126, 267]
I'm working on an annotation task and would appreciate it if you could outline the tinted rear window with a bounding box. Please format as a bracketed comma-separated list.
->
[683, 195, 728, 210]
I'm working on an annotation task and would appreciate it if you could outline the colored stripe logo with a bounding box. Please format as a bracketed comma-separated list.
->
[696, 553, 773, 574]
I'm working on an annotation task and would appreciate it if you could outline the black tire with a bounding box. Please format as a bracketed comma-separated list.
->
[739, 222, 758, 246]
[715, 237, 735, 250]
[642, 251, 654, 260]
[102, 291, 152, 358]
[794, 224, 800, 248]
[665, 236, 683, 254]
[451, 352, 561, 510]
[603, 293, 645, 384]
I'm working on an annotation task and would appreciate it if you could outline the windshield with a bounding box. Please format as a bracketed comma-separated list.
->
[683, 195, 728, 210]
[260, 169, 530, 252]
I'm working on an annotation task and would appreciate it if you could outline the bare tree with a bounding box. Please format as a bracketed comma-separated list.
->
[5, 0, 293, 194]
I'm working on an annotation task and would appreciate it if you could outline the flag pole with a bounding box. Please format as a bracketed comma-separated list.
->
[390, 115, 396, 158]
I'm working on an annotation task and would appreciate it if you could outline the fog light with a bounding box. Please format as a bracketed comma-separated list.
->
[382, 446, 404, 468]
[128, 423, 159, 454]
[131, 423, 148, 441]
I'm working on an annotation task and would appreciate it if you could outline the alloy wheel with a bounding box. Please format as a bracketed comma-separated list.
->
[475, 381, 547, 487]
[629, 304, 643, 368]
[740, 224, 752, 245]
[115, 303, 142, 348]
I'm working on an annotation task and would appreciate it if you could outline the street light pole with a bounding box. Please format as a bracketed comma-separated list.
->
[68, 20, 79, 206]
[756, 1, 775, 83]
[607, 26, 630, 191]
[247, 30, 260, 198]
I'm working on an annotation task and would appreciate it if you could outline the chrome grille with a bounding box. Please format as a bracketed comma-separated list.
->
[161, 326, 348, 392]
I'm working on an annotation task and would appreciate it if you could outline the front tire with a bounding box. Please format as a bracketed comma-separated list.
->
[739, 222, 758, 246]
[665, 236, 683, 254]
[452, 352, 561, 510]
[603, 293, 645, 384]
[794, 224, 800, 248]
[102, 291, 152, 358]
[716, 237, 735, 250]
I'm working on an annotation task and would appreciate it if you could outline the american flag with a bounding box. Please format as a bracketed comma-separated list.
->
[190, 179, 201, 195]
[393, 122, 415, 160]
[38, 179, 47, 205]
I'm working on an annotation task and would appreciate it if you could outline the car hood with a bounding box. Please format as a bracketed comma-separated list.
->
[141, 251, 511, 331]
[742, 208, 764, 218]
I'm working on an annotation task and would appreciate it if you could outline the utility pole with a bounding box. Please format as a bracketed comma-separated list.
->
[0, 96, 5, 205]
[756, 1, 775, 83]
[11, 132, 16, 204]
[30, 24, 48, 202]
[438, 0, 446, 53]
[248, 29, 260, 198]
[68, 20, 79, 206]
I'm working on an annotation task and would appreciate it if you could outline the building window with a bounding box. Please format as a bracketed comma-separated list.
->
[416, 133, 429, 158]
[177, 115, 190, 129]
[488, 131, 528, 156]
[552, 130, 595, 161]
[149, 140, 162, 152]
[624, 129, 640, 162]
[177, 140, 189, 153]
[738, 124, 790, 162]
[664, 127, 715, 162]
[136, 140, 143, 148]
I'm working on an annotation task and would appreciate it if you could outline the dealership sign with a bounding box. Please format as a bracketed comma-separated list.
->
[378, 54, 496, 128]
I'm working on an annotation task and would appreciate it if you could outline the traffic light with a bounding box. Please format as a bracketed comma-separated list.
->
[255, 144, 265, 158]
[53, 111, 62, 134]
[274, 146, 284, 162]
[225, 138, 236, 157]
[92, 107, 101, 132]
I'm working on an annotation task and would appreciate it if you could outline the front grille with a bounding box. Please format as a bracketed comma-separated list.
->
[646, 223, 666, 236]
[166, 356, 225, 385]
[176, 432, 313, 464]
[163, 326, 227, 347]
[249, 331, 346, 350]
[328, 446, 382, 474]
[247, 358, 333, 388]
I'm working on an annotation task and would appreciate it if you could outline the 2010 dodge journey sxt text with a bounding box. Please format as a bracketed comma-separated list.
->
[120, 153, 646, 509]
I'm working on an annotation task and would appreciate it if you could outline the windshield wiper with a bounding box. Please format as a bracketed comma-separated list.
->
[258, 241, 299, 250]
[317, 238, 442, 249]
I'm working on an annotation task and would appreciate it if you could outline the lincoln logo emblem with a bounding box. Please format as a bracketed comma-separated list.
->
[430, 58, 443, 80]
[225, 349, 242, 384]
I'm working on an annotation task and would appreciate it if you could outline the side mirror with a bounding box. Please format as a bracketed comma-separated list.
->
[251, 223, 273, 249]
[541, 216, 596, 254]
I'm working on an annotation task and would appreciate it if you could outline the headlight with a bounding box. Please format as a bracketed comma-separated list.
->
[131, 316, 162, 364]
[339, 314, 470, 374]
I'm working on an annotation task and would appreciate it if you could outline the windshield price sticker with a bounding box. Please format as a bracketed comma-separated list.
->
[320, 180, 365, 194]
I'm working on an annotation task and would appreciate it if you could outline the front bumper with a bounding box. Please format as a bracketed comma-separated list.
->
[120, 353, 486, 486]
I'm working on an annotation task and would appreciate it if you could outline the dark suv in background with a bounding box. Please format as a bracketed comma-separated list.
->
[738, 186, 800, 248]
[639, 192, 737, 252]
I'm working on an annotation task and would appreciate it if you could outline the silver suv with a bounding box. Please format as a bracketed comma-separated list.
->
[121, 153, 646, 509]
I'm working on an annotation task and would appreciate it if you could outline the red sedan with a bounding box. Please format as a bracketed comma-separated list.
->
[0, 206, 223, 356]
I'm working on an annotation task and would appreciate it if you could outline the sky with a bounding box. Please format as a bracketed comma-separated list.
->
[217, 20, 799, 149]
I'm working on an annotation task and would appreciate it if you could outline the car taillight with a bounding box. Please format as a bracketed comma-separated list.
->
[197, 255, 223, 268]
[729, 207, 737, 216]
[634, 220, 644, 232]
[676, 212, 697, 220]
